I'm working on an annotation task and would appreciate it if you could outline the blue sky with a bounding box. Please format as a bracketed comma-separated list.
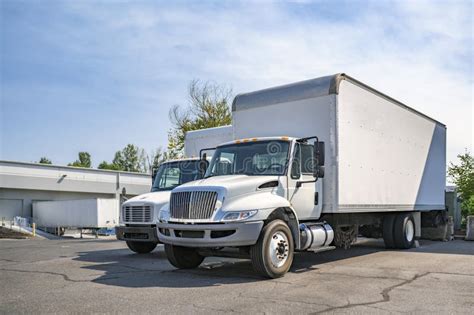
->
[1, 0, 472, 167]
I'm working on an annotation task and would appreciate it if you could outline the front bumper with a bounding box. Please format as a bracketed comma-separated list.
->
[156, 221, 264, 247]
[116, 225, 159, 243]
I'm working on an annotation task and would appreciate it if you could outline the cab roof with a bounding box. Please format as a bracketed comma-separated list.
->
[218, 136, 297, 147]
[161, 157, 200, 164]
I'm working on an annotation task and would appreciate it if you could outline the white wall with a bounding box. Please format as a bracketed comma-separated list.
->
[0, 199, 23, 221]
[33, 198, 119, 228]
[0, 188, 115, 219]
[0, 160, 151, 220]
[337, 80, 446, 211]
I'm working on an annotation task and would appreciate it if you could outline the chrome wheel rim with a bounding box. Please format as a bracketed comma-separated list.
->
[269, 231, 289, 268]
[405, 220, 414, 243]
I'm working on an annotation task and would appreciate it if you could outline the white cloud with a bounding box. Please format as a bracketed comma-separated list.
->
[86, 0, 471, 164]
[4, 0, 472, 166]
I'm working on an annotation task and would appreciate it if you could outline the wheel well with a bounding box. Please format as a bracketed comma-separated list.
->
[421, 210, 448, 227]
[265, 207, 300, 247]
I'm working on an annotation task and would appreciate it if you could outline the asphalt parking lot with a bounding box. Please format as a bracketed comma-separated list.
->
[1, 238, 473, 314]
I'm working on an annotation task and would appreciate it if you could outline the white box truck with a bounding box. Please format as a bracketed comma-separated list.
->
[116, 125, 233, 254]
[157, 73, 446, 278]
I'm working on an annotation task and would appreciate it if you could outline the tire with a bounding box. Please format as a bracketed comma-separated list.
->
[126, 241, 158, 254]
[393, 213, 416, 249]
[250, 219, 294, 279]
[164, 244, 204, 269]
[383, 214, 396, 249]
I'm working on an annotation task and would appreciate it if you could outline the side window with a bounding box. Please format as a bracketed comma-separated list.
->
[301, 144, 314, 174]
[291, 144, 301, 179]
[161, 167, 180, 188]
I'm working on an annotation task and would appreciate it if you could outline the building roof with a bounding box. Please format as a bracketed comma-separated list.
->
[0, 160, 150, 195]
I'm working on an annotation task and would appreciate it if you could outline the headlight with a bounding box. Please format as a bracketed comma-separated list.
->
[221, 210, 258, 222]
[158, 210, 170, 222]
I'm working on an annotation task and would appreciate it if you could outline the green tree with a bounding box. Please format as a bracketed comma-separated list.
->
[462, 195, 474, 217]
[68, 152, 92, 168]
[448, 150, 474, 216]
[148, 147, 166, 171]
[97, 161, 122, 171]
[112, 144, 147, 173]
[38, 157, 52, 164]
[97, 144, 147, 173]
[168, 79, 232, 157]
[147, 147, 178, 172]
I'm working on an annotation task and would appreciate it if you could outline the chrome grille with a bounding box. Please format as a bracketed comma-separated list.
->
[123, 205, 152, 223]
[170, 191, 218, 220]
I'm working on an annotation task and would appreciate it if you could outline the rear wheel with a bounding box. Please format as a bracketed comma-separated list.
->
[165, 244, 204, 269]
[393, 213, 415, 249]
[250, 219, 294, 279]
[382, 214, 396, 249]
[126, 241, 157, 254]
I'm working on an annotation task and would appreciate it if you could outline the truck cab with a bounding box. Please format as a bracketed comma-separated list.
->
[116, 158, 207, 253]
[157, 136, 327, 277]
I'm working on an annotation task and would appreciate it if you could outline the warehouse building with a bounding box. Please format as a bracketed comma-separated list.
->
[0, 160, 151, 221]
[0, 160, 462, 230]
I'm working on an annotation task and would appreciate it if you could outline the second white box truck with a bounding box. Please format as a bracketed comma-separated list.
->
[157, 74, 446, 278]
[116, 125, 233, 253]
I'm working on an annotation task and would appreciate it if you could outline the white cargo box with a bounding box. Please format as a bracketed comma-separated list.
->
[232, 73, 446, 214]
[33, 198, 119, 228]
[184, 125, 233, 158]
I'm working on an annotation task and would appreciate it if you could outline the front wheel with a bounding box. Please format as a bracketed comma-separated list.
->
[250, 219, 294, 279]
[126, 241, 157, 254]
[164, 244, 204, 269]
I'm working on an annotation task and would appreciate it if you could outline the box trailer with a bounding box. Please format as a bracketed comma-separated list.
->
[157, 73, 447, 278]
[232, 74, 446, 214]
[33, 198, 119, 228]
[184, 125, 233, 158]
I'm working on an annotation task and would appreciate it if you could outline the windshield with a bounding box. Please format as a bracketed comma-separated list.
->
[151, 160, 204, 192]
[205, 140, 290, 177]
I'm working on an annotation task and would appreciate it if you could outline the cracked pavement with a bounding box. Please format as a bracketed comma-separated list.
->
[1, 238, 473, 314]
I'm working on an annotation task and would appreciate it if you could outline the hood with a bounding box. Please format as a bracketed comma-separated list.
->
[123, 191, 171, 207]
[174, 175, 280, 199]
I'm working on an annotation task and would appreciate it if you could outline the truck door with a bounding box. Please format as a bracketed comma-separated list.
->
[287, 143, 322, 220]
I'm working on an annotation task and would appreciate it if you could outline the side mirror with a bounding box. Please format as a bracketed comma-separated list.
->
[313, 141, 325, 178]
[315, 141, 325, 166]
[152, 167, 158, 183]
[316, 166, 325, 178]
[199, 153, 208, 177]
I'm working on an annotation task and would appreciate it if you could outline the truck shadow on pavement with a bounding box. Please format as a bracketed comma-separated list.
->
[73, 238, 472, 288]
[74, 246, 264, 287]
[71, 239, 385, 288]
